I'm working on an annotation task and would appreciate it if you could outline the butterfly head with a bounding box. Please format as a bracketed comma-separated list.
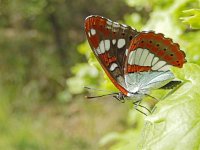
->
[127, 90, 145, 99]
[114, 92, 125, 100]
[115, 91, 142, 101]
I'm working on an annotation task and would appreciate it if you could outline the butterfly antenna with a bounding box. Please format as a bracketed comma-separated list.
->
[84, 86, 118, 99]
[84, 86, 116, 93]
[85, 93, 118, 99]
[145, 94, 159, 101]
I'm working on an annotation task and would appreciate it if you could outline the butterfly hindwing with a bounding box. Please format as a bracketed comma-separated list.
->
[125, 31, 186, 74]
[85, 15, 138, 94]
[124, 32, 186, 92]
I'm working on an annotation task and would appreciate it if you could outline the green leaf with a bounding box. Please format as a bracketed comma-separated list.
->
[181, 9, 200, 29]
[100, 110, 144, 150]
[66, 63, 99, 94]
[138, 63, 200, 150]
[181, 31, 200, 65]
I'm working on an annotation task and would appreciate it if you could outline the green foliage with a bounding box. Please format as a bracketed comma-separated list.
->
[181, 9, 200, 29]
[66, 42, 101, 97]
[181, 31, 200, 65]
[99, 110, 144, 149]
[67, 63, 99, 94]
[138, 63, 200, 149]
[124, 13, 143, 30]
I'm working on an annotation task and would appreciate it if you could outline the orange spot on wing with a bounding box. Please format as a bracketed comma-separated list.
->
[127, 65, 151, 73]
[89, 35, 99, 48]
[99, 52, 117, 66]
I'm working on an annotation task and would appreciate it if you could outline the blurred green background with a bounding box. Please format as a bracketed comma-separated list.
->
[0, 0, 200, 150]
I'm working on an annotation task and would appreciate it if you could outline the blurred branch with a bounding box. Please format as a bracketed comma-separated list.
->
[48, 12, 67, 65]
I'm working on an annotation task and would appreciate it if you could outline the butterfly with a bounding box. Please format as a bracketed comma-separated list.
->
[85, 15, 186, 114]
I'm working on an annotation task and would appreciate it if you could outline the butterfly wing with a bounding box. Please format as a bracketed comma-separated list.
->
[159, 80, 182, 89]
[85, 15, 138, 95]
[124, 31, 186, 93]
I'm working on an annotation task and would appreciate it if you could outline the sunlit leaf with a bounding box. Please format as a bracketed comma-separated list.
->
[100, 110, 144, 150]
[124, 13, 143, 30]
[181, 31, 200, 65]
[138, 63, 200, 150]
[77, 41, 91, 58]
[181, 9, 200, 29]
[67, 63, 99, 94]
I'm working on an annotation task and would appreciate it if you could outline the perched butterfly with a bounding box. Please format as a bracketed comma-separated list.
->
[85, 15, 186, 114]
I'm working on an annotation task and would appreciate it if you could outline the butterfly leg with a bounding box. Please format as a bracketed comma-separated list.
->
[151, 106, 157, 114]
[135, 107, 148, 116]
[133, 100, 151, 115]
[113, 95, 125, 103]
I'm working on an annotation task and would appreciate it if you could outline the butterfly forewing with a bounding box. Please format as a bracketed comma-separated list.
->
[85, 15, 138, 95]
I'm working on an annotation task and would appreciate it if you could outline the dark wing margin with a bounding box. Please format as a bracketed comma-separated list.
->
[159, 80, 182, 89]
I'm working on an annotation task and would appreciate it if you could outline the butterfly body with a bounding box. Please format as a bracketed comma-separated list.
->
[85, 15, 186, 107]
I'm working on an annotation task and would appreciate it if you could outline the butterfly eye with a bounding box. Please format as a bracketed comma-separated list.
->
[129, 36, 133, 40]
[156, 44, 160, 47]
[170, 54, 174, 56]
[163, 48, 167, 51]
